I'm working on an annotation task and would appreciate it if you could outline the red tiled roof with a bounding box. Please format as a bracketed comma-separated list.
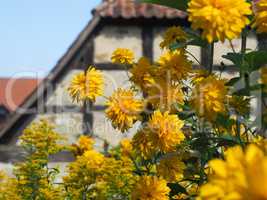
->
[0, 78, 42, 112]
[93, 0, 186, 19]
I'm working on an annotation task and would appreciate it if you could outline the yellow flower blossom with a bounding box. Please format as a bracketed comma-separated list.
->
[198, 144, 267, 199]
[132, 176, 170, 200]
[83, 150, 105, 169]
[191, 76, 227, 121]
[147, 78, 184, 112]
[111, 48, 134, 64]
[72, 135, 95, 156]
[120, 138, 133, 156]
[102, 156, 136, 198]
[188, 0, 252, 42]
[157, 155, 185, 182]
[63, 150, 105, 199]
[130, 57, 155, 90]
[191, 69, 210, 85]
[0, 175, 20, 200]
[132, 129, 156, 159]
[253, 0, 267, 33]
[105, 88, 143, 132]
[68, 67, 104, 103]
[252, 135, 267, 152]
[148, 110, 185, 153]
[158, 50, 192, 81]
[160, 26, 187, 49]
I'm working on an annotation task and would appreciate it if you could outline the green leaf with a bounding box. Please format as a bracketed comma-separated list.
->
[169, 41, 187, 50]
[244, 51, 267, 71]
[186, 30, 208, 47]
[136, 0, 189, 11]
[222, 51, 267, 73]
[216, 114, 235, 130]
[222, 53, 243, 67]
[169, 32, 208, 51]
[226, 77, 241, 86]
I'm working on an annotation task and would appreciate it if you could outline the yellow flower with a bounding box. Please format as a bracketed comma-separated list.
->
[253, 0, 267, 33]
[0, 171, 7, 183]
[132, 176, 170, 200]
[78, 135, 94, 152]
[160, 26, 187, 49]
[130, 57, 155, 90]
[252, 135, 267, 152]
[63, 150, 105, 198]
[83, 150, 105, 169]
[68, 67, 104, 103]
[102, 156, 136, 198]
[111, 48, 134, 64]
[188, 0, 252, 43]
[148, 110, 185, 153]
[191, 69, 210, 85]
[120, 138, 133, 156]
[132, 129, 156, 159]
[198, 144, 267, 200]
[191, 76, 227, 121]
[158, 50, 192, 81]
[157, 155, 185, 182]
[105, 88, 143, 132]
[0, 175, 20, 200]
[147, 79, 184, 112]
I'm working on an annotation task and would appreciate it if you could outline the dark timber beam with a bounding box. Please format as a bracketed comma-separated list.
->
[83, 40, 95, 135]
[142, 26, 153, 61]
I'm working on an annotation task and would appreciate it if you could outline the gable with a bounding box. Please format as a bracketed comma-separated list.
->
[0, 0, 190, 146]
[0, 0, 260, 153]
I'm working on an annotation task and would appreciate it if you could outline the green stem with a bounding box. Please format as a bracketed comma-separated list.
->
[185, 49, 201, 65]
[229, 40, 236, 53]
[241, 31, 247, 55]
[241, 30, 250, 94]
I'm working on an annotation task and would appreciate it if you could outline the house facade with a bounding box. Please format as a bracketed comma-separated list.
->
[0, 0, 261, 165]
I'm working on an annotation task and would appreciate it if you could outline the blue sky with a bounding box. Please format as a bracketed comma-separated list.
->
[0, 0, 101, 78]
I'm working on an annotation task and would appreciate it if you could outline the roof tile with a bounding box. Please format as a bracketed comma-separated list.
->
[0, 78, 41, 112]
[93, 0, 186, 19]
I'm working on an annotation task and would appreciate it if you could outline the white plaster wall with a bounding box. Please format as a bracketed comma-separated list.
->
[217, 70, 239, 80]
[94, 70, 131, 106]
[92, 111, 138, 150]
[94, 26, 142, 63]
[33, 113, 83, 144]
[153, 27, 201, 64]
[0, 163, 13, 176]
[0, 162, 69, 182]
[214, 34, 258, 65]
[46, 69, 84, 107]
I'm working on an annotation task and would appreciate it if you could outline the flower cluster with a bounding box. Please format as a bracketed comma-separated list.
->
[2, 1, 267, 199]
